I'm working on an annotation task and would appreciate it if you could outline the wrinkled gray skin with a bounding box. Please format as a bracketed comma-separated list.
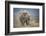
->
[20, 13, 30, 26]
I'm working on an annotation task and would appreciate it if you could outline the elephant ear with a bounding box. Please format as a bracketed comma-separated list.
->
[14, 12, 22, 27]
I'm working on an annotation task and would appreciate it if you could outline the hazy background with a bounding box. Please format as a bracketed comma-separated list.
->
[13, 8, 39, 28]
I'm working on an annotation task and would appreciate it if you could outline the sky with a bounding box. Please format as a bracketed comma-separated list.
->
[13, 8, 39, 17]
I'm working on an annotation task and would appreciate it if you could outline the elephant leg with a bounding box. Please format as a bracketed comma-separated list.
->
[26, 20, 29, 25]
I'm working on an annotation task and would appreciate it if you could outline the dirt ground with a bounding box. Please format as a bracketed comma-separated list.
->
[13, 15, 39, 28]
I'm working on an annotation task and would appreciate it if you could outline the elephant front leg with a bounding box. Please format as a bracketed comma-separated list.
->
[26, 20, 29, 25]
